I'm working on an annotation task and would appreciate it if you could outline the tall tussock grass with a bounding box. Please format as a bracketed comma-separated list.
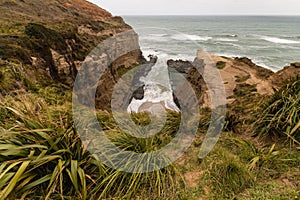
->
[224, 137, 299, 174]
[2, 74, 298, 199]
[0, 94, 180, 199]
[202, 147, 255, 199]
[254, 75, 300, 146]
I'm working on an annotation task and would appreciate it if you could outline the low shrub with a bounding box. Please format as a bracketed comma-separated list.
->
[216, 61, 226, 69]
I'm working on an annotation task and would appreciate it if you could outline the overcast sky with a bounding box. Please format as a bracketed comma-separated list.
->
[88, 0, 300, 16]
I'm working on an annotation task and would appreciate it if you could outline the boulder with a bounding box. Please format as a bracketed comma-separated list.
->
[167, 60, 194, 74]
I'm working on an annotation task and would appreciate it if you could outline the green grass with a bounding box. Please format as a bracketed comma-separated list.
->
[175, 129, 300, 200]
[235, 75, 251, 83]
[222, 137, 300, 174]
[201, 147, 255, 199]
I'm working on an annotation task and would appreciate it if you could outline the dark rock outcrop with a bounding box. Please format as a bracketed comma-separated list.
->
[167, 58, 206, 110]
[234, 57, 273, 79]
[291, 62, 300, 68]
[167, 60, 194, 74]
[131, 85, 145, 100]
[234, 57, 257, 67]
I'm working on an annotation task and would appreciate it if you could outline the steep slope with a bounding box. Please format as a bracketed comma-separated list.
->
[0, 0, 144, 106]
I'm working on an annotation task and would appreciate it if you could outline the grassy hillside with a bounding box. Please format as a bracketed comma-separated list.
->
[0, 75, 299, 199]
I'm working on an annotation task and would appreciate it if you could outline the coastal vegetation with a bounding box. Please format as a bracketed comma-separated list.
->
[255, 75, 300, 144]
[216, 61, 226, 69]
[0, 72, 299, 199]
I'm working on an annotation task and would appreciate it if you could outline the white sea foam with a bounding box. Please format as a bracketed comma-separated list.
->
[127, 54, 181, 113]
[214, 38, 239, 42]
[171, 34, 212, 41]
[261, 36, 300, 44]
[142, 49, 194, 61]
[251, 59, 274, 71]
[127, 83, 180, 113]
[214, 42, 241, 48]
[141, 49, 160, 61]
[148, 33, 168, 37]
[216, 53, 243, 58]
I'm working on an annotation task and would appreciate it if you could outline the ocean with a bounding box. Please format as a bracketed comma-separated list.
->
[122, 16, 300, 111]
[124, 16, 300, 71]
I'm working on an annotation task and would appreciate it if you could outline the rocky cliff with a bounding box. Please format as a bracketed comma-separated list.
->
[168, 51, 300, 109]
[0, 0, 144, 110]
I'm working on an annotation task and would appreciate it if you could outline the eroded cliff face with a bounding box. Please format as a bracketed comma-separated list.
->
[0, 0, 144, 110]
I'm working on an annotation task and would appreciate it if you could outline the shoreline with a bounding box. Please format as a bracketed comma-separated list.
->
[129, 50, 300, 113]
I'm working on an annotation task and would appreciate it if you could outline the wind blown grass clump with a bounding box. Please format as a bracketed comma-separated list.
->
[202, 147, 255, 199]
[0, 94, 102, 199]
[0, 94, 181, 199]
[255, 75, 300, 146]
[224, 138, 299, 175]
